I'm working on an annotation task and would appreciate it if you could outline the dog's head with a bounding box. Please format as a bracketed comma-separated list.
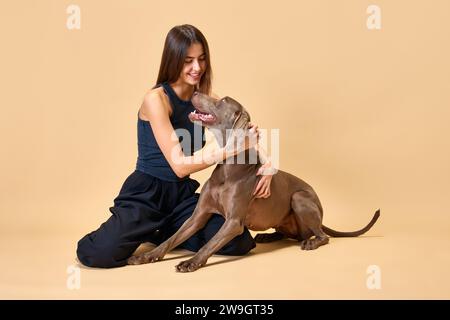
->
[189, 92, 251, 133]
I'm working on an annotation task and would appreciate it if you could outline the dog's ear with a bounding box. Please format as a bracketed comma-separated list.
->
[234, 110, 251, 130]
[225, 109, 253, 153]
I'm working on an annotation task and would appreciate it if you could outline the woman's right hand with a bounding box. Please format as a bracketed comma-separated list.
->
[247, 123, 260, 149]
[224, 124, 259, 155]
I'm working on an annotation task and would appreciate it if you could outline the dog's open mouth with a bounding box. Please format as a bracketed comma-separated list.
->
[188, 109, 216, 124]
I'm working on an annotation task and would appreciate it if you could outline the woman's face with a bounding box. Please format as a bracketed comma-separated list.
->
[180, 42, 206, 86]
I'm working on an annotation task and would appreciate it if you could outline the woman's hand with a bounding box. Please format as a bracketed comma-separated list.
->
[253, 162, 274, 198]
[252, 122, 276, 199]
[245, 122, 259, 150]
[224, 122, 259, 155]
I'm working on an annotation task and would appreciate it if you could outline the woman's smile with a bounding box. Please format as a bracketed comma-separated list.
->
[188, 73, 201, 81]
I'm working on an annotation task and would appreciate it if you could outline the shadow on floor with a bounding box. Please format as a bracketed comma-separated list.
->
[76, 235, 384, 270]
[200, 238, 299, 269]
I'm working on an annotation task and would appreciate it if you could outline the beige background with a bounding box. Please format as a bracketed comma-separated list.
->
[1, 0, 449, 299]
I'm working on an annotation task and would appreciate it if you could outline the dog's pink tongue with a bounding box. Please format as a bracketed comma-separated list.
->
[189, 112, 200, 121]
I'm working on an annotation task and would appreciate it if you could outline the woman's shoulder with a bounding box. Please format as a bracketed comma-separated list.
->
[140, 86, 172, 120]
[143, 85, 166, 101]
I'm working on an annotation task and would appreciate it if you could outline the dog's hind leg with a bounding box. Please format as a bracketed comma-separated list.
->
[291, 191, 329, 250]
[254, 231, 286, 243]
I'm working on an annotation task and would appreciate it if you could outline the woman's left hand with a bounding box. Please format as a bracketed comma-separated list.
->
[253, 162, 274, 198]
[248, 122, 275, 199]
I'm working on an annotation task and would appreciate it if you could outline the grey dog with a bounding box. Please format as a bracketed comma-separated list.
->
[128, 92, 380, 272]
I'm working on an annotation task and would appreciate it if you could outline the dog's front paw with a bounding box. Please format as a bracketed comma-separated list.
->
[175, 258, 205, 273]
[128, 250, 165, 265]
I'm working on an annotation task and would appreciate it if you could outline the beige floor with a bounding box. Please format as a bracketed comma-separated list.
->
[1, 225, 449, 300]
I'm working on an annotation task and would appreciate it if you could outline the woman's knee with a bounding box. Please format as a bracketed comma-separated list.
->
[76, 232, 129, 268]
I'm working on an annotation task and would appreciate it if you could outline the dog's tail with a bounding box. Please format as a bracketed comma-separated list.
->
[322, 209, 380, 237]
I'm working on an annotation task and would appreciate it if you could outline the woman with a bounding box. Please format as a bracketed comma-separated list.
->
[77, 24, 273, 268]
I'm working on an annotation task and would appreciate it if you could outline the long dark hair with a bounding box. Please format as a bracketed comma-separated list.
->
[155, 25, 212, 95]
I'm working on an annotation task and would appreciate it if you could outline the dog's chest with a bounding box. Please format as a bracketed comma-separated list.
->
[206, 177, 252, 215]
[244, 201, 285, 231]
